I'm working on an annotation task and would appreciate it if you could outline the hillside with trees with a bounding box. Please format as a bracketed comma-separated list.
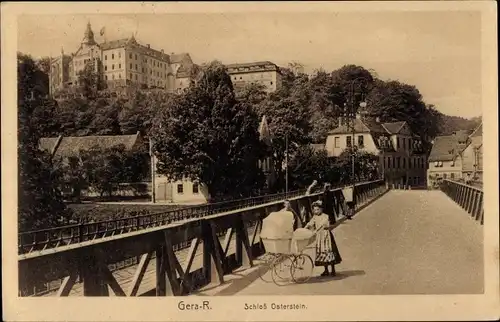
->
[17, 52, 481, 229]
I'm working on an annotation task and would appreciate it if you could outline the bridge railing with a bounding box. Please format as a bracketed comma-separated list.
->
[440, 179, 484, 225]
[17, 188, 309, 255]
[18, 179, 387, 297]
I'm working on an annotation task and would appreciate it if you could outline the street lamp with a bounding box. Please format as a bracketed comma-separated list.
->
[343, 77, 370, 219]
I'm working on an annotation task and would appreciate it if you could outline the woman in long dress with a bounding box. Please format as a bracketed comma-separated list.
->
[305, 199, 342, 276]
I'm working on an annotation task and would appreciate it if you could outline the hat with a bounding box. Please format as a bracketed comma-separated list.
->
[311, 200, 323, 208]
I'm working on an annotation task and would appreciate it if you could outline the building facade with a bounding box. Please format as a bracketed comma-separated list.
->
[49, 22, 195, 96]
[325, 116, 427, 186]
[226, 61, 282, 93]
[427, 124, 483, 188]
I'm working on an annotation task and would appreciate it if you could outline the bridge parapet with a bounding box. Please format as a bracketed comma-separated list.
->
[440, 179, 484, 225]
[18, 180, 387, 297]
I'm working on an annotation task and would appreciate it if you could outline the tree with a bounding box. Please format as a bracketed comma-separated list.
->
[77, 62, 105, 99]
[17, 53, 70, 231]
[364, 79, 440, 146]
[256, 72, 312, 191]
[151, 61, 265, 200]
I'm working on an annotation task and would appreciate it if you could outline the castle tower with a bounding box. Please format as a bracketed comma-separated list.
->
[82, 21, 96, 45]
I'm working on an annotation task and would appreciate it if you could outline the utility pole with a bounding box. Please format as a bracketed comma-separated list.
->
[285, 133, 289, 197]
[149, 137, 156, 203]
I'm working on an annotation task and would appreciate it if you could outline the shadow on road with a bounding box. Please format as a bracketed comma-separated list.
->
[303, 269, 366, 284]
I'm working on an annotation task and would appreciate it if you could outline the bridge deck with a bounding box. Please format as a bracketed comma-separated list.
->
[192, 190, 484, 296]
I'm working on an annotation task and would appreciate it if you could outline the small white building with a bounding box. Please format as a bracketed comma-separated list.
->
[324, 115, 427, 186]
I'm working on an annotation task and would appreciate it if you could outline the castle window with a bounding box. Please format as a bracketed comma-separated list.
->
[135, 74, 138, 80]
[112, 54, 115, 59]
[105, 66, 108, 71]
[135, 64, 138, 70]
[119, 73, 121, 79]
[135, 54, 137, 60]
[142, 67, 144, 73]
[112, 74, 115, 80]
[105, 75, 108, 80]
[130, 63, 132, 69]
[129, 53, 132, 59]
[112, 64, 115, 70]
[119, 63, 121, 69]
[118, 52, 121, 58]
[130, 73, 132, 79]
[105, 55, 107, 60]
[270, 81, 273, 85]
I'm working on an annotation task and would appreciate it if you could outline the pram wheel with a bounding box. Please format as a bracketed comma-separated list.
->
[271, 255, 294, 286]
[291, 254, 314, 283]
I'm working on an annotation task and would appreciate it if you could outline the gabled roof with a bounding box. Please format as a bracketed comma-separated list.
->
[39, 137, 60, 153]
[99, 38, 129, 51]
[428, 135, 461, 162]
[171, 53, 192, 64]
[258, 115, 271, 142]
[381, 121, 406, 134]
[328, 118, 372, 134]
[39, 133, 141, 158]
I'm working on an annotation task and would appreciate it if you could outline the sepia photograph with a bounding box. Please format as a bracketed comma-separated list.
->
[2, 2, 498, 321]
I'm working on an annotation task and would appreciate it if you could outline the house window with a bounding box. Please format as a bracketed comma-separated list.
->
[193, 183, 199, 194]
[451, 173, 455, 180]
[358, 135, 364, 147]
[177, 184, 184, 194]
[112, 64, 115, 70]
[334, 137, 340, 148]
[346, 136, 352, 147]
[443, 173, 448, 179]
[112, 54, 115, 59]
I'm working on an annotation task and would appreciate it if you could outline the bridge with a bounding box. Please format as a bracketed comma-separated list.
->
[18, 179, 484, 297]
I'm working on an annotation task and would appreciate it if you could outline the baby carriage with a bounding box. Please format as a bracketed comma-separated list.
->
[259, 211, 316, 285]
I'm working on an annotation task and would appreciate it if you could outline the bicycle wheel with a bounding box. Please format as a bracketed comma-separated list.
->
[291, 254, 314, 283]
[258, 253, 276, 283]
[271, 255, 294, 286]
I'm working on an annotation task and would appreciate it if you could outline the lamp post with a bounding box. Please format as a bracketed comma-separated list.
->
[343, 77, 369, 219]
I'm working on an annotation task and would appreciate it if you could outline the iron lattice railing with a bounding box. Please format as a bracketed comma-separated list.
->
[18, 188, 308, 255]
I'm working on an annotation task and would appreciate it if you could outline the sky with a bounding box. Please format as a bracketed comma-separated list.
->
[18, 11, 482, 118]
